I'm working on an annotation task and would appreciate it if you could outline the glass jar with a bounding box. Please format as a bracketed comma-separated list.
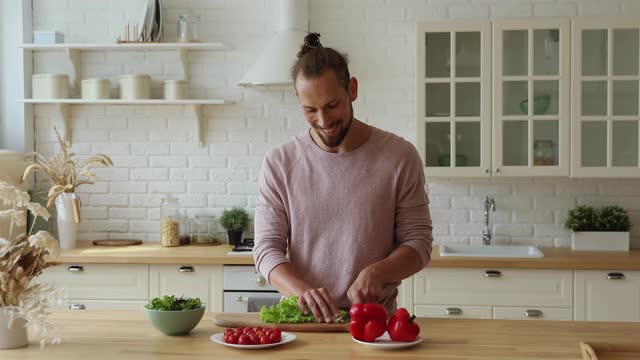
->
[177, 14, 200, 43]
[179, 215, 191, 245]
[160, 196, 181, 247]
[534, 140, 555, 166]
[191, 214, 219, 245]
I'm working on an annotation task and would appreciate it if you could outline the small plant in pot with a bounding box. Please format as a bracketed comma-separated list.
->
[565, 205, 632, 251]
[144, 295, 205, 336]
[219, 207, 250, 246]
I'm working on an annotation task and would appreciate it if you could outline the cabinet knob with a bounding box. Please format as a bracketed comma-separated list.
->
[484, 270, 502, 278]
[178, 266, 195, 273]
[607, 272, 625, 280]
[234, 296, 247, 303]
[485, 169, 490, 174]
[67, 265, 84, 272]
[69, 304, 86, 310]
[256, 276, 266, 287]
[445, 307, 462, 316]
[525, 309, 542, 318]
[496, 168, 501, 173]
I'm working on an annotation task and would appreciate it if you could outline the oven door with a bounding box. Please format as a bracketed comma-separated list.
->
[223, 291, 282, 313]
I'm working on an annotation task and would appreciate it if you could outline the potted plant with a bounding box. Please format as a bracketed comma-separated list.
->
[21, 127, 113, 250]
[219, 207, 250, 246]
[0, 181, 62, 349]
[144, 295, 205, 336]
[565, 205, 632, 251]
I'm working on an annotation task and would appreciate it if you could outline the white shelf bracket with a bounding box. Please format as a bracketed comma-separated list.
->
[65, 49, 81, 97]
[177, 48, 189, 81]
[192, 104, 205, 147]
[56, 103, 72, 146]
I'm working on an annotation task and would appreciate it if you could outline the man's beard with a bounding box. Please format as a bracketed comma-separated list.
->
[314, 103, 354, 148]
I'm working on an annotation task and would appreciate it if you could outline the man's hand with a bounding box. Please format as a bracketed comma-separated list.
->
[298, 287, 341, 323]
[347, 266, 385, 304]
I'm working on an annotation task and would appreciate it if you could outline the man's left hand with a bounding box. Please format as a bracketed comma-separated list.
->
[347, 266, 385, 304]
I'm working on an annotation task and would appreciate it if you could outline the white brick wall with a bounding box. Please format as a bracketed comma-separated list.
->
[31, 0, 640, 246]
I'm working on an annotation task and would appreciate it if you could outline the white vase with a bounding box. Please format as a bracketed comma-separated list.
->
[571, 231, 630, 251]
[0, 307, 28, 350]
[55, 192, 78, 250]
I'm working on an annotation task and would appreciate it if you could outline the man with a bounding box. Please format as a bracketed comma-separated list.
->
[253, 33, 433, 323]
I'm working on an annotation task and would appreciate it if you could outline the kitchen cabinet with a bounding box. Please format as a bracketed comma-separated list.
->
[575, 270, 640, 322]
[150, 264, 224, 313]
[571, 18, 640, 177]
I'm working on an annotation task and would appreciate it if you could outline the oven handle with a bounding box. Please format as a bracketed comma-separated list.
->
[234, 296, 248, 303]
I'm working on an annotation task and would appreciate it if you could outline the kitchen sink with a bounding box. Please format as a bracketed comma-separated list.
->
[439, 245, 544, 258]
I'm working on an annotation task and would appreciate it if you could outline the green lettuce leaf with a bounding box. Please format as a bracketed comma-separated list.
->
[260, 294, 349, 323]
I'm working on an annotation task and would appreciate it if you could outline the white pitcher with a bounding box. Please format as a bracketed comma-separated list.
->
[55, 192, 79, 250]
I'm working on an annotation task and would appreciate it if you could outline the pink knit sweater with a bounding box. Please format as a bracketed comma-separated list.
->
[253, 126, 433, 311]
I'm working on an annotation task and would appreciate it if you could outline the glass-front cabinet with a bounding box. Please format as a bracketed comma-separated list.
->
[417, 21, 492, 177]
[572, 18, 640, 177]
[493, 19, 571, 176]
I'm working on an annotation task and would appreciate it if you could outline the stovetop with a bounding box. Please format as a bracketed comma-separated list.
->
[231, 238, 254, 252]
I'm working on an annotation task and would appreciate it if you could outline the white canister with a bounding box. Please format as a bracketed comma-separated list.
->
[81, 78, 111, 99]
[162, 80, 189, 100]
[118, 74, 151, 99]
[32, 74, 69, 99]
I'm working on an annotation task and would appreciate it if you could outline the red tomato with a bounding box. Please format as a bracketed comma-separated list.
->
[227, 334, 238, 344]
[265, 330, 272, 336]
[238, 334, 250, 345]
[224, 328, 234, 335]
[270, 333, 281, 343]
[250, 334, 260, 345]
[260, 335, 271, 344]
[244, 327, 253, 333]
[236, 327, 243, 332]
[253, 327, 263, 332]
[223, 334, 229, 343]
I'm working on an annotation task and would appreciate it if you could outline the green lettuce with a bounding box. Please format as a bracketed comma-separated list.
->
[145, 295, 203, 311]
[260, 294, 349, 323]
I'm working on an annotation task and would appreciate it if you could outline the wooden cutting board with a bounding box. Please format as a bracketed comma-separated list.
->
[213, 313, 349, 333]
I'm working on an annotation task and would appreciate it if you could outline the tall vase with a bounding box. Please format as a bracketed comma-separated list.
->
[55, 192, 78, 250]
[0, 307, 28, 350]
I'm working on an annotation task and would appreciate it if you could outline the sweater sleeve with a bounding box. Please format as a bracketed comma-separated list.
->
[252, 153, 291, 283]
[394, 145, 433, 268]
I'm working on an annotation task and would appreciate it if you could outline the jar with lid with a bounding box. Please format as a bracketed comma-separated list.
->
[161, 196, 182, 247]
[191, 214, 219, 245]
[177, 14, 200, 43]
[534, 140, 555, 166]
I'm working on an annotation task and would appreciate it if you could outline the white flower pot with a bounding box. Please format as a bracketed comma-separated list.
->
[0, 307, 28, 350]
[55, 192, 78, 250]
[571, 231, 630, 251]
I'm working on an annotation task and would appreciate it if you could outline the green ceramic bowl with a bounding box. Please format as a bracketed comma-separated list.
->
[144, 305, 206, 336]
[520, 94, 551, 115]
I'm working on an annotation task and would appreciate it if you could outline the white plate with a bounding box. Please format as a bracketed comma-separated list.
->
[352, 332, 423, 349]
[210, 331, 296, 350]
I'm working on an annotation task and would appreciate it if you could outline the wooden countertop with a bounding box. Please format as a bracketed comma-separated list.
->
[53, 243, 640, 270]
[6, 310, 640, 359]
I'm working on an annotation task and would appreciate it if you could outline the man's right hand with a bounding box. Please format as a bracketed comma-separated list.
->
[297, 287, 341, 323]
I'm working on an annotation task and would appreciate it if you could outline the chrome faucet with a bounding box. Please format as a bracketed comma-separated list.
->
[482, 196, 496, 245]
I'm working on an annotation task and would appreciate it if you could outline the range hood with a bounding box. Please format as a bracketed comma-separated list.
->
[238, 0, 309, 87]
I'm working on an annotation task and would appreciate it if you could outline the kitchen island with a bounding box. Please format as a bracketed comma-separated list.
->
[4, 310, 640, 359]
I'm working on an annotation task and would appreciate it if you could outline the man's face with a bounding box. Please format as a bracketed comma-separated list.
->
[295, 70, 357, 148]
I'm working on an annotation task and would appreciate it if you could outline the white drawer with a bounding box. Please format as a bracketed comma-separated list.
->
[415, 305, 492, 319]
[493, 307, 573, 321]
[415, 268, 573, 307]
[150, 264, 214, 305]
[39, 263, 149, 300]
[223, 265, 275, 291]
[64, 300, 148, 311]
[223, 292, 282, 313]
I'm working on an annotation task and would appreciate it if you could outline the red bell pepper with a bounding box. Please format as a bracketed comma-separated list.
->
[387, 307, 420, 342]
[349, 303, 387, 342]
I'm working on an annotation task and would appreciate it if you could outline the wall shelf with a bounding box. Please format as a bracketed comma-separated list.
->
[19, 99, 234, 147]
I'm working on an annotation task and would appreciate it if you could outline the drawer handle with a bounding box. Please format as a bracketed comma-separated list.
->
[67, 265, 84, 272]
[607, 272, 625, 280]
[178, 266, 195, 273]
[69, 304, 86, 310]
[484, 270, 502, 278]
[525, 309, 542, 318]
[445, 307, 462, 316]
[234, 296, 247, 303]
[256, 276, 266, 287]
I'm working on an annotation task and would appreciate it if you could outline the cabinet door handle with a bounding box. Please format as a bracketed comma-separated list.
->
[607, 272, 625, 280]
[445, 307, 462, 316]
[178, 266, 195, 273]
[69, 304, 86, 310]
[256, 276, 266, 287]
[484, 270, 502, 278]
[67, 265, 84, 272]
[525, 309, 542, 318]
[234, 296, 247, 303]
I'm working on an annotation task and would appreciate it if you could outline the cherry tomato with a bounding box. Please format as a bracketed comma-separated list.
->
[260, 335, 271, 344]
[238, 334, 251, 345]
[244, 327, 253, 333]
[227, 334, 238, 344]
[270, 333, 280, 343]
[253, 327, 263, 332]
[224, 328, 234, 336]
[236, 327, 243, 332]
[223, 334, 229, 343]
